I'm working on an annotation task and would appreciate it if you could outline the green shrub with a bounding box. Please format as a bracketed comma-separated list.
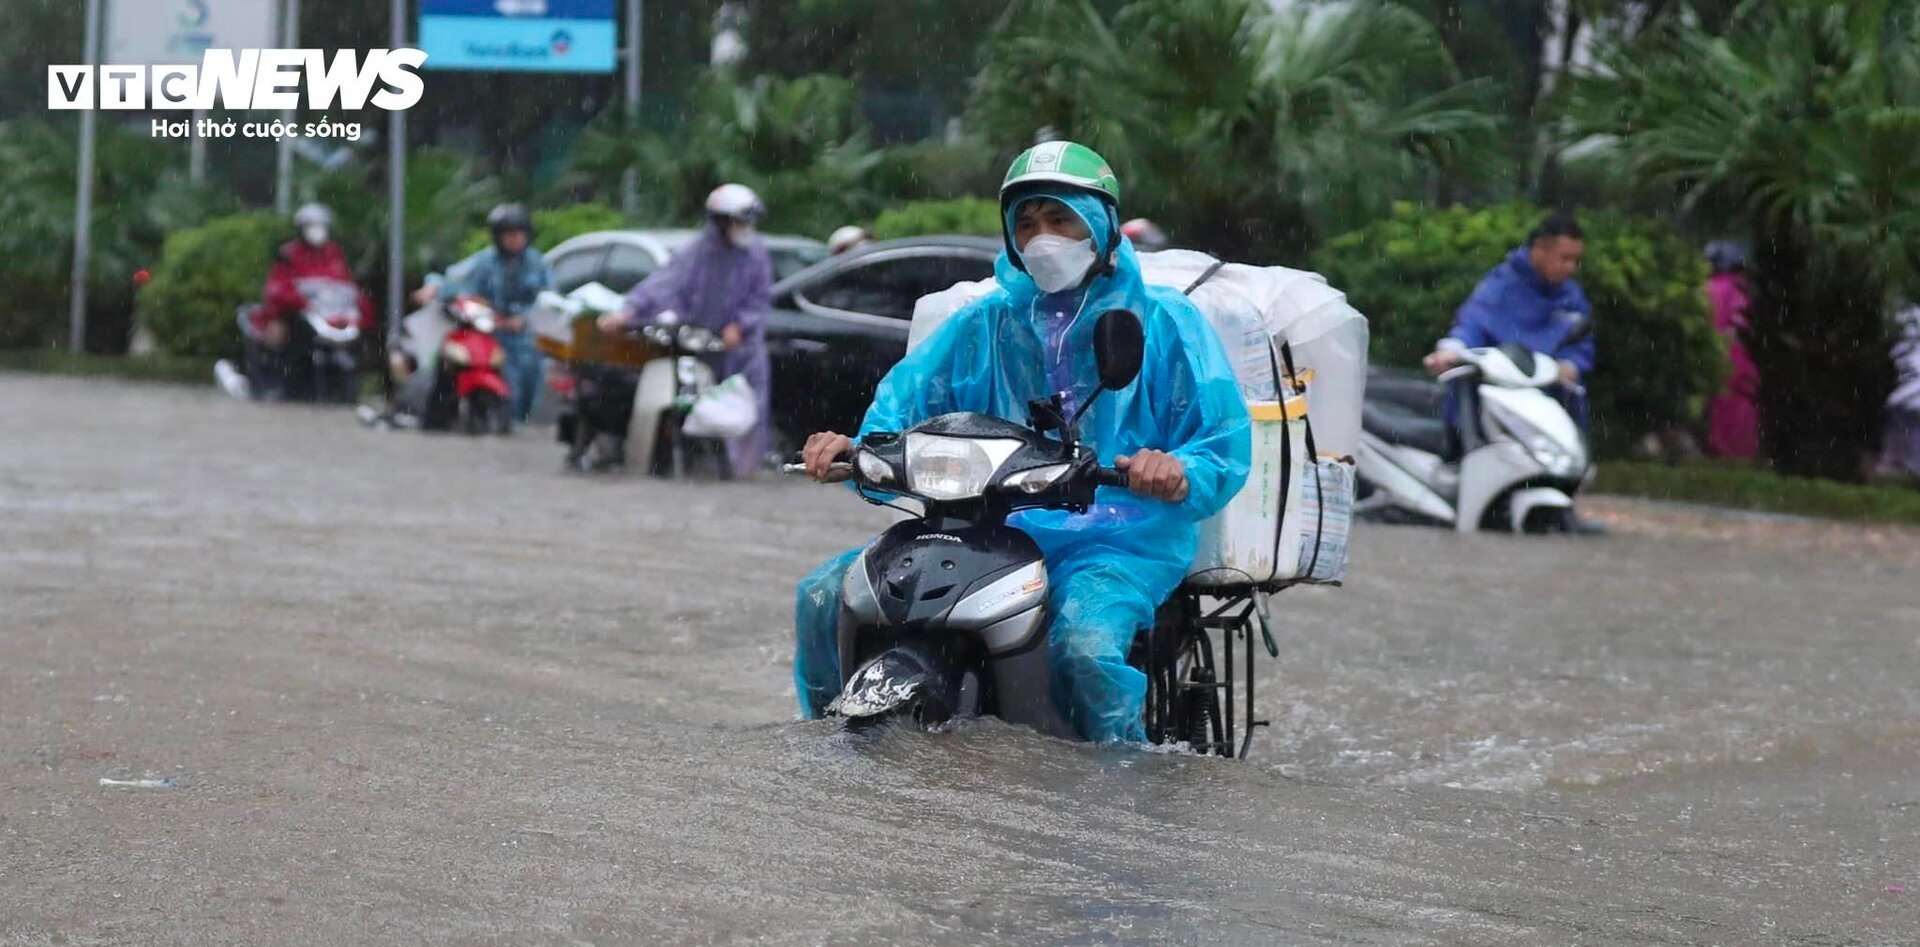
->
[1311, 202, 1722, 458]
[140, 212, 285, 359]
[869, 197, 1002, 241]
[459, 202, 628, 258]
[1595, 460, 1920, 525]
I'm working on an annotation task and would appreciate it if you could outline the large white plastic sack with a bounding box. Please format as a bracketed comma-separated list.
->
[683, 373, 759, 439]
[905, 251, 1369, 457]
[906, 251, 1368, 588]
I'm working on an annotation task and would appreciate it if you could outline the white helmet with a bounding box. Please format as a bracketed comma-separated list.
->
[704, 183, 765, 223]
[826, 225, 871, 256]
[293, 203, 334, 228]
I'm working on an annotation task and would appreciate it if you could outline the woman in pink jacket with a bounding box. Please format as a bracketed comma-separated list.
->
[1704, 242, 1760, 459]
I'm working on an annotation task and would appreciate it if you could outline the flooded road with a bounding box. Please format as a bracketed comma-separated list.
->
[3, 374, 1916, 945]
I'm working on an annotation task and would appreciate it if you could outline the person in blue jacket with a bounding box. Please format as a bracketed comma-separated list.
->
[448, 203, 552, 424]
[1424, 212, 1595, 429]
[792, 141, 1252, 743]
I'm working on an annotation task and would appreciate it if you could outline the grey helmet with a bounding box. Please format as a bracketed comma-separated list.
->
[487, 202, 533, 235]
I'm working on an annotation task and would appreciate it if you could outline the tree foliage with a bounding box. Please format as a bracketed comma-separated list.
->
[568, 70, 884, 239]
[0, 120, 228, 350]
[1555, 0, 1917, 478]
[968, 0, 1503, 262]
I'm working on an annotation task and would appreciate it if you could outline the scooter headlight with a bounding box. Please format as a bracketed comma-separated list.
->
[903, 434, 1020, 501]
[1001, 463, 1071, 494]
[1489, 403, 1582, 476]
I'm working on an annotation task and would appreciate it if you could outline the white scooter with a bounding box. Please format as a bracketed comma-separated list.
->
[626, 320, 734, 479]
[1356, 339, 1591, 533]
[216, 277, 363, 404]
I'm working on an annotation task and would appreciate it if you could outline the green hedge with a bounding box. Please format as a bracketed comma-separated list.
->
[0, 350, 213, 386]
[458, 202, 627, 258]
[1595, 460, 1920, 525]
[140, 212, 287, 359]
[869, 197, 1002, 241]
[1312, 202, 1722, 458]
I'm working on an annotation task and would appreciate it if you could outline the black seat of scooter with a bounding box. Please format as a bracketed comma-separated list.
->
[1366, 366, 1445, 416]
[1363, 401, 1450, 455]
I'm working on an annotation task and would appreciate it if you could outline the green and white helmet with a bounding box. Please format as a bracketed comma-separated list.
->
[999, 140, 1122, 276]
[1000, 140, 1121, 205]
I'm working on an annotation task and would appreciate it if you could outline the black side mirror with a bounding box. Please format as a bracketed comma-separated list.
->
[1093, 308, 1145, 392]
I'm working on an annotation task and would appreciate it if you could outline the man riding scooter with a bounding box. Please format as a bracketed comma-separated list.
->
[595, 184, 777, 479]
[1424, 213, 1594, 431]
[215, 203, 375, 402]
[792, 141, 1252, 743]
[445, 204, 552, 426]
[1416, 212, 1599, 532]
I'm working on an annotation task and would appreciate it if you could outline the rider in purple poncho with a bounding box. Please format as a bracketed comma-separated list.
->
[610, 184, 775, 479]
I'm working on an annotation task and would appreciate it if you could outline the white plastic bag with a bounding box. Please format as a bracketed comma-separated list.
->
[682, 373, 759, 439]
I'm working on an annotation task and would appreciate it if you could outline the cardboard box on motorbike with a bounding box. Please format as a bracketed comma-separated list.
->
[528, 283, 662, 371]
[909, 250, 1369, 589]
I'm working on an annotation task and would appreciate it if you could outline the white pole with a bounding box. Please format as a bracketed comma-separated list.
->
[275, 0, 301, 213]
[69, 0, 105, 354]
[387, 0, 406, 332]
[620, 0, 641, 215]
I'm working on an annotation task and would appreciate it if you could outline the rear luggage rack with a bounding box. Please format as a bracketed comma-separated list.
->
[1140, 585, 1275, 759]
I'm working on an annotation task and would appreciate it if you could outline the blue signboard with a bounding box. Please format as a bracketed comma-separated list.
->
[420, 0, 617, 73]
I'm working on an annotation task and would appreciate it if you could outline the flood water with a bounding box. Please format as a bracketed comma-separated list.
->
[3, 374, 1916, 945]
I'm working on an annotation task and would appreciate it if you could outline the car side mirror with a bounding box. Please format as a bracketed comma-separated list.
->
[1093, 309, 1145, 392]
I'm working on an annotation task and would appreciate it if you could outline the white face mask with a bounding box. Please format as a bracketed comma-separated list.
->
[1021, 233, 1097, 293]
[302, 224, 329, 247]
[727, 223, 755, 248]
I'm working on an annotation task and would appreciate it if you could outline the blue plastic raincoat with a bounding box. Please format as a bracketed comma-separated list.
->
[449, 245, 553, 422]
[793, 188, 1252, 743]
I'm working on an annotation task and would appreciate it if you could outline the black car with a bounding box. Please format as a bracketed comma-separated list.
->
[545, 233, 1000, 449]
[761, 236, 1000, 445]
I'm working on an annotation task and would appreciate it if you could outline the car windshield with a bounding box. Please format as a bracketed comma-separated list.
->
[770, 245, 827, 282]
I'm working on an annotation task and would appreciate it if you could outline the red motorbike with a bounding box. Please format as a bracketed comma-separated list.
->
[424, 295, 512, 435]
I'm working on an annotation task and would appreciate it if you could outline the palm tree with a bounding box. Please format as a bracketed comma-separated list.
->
[311, 148, 503, 277]
[968, 0, 1502, 260]
[1556, 0, 1917, 480]
[568, 70, 884, 238]
[0, 119, 224, 350]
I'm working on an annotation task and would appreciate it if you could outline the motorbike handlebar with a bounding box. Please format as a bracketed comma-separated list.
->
[781, 449, 854, 479]
[1093, 466, 1130, 489]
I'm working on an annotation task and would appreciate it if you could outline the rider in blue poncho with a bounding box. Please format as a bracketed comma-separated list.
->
[1425, 212, 1595, 431]
[792, 141, 1252, 743]
[447, 204, 553, 424]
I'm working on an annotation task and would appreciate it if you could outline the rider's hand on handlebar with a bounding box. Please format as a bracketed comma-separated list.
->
[596, 311, 629, 335]
[1423, 350, 1462, 376]
[1116, 449, 1188, 503]
[722, 323, 743, 350]
[803, 432, 854, 482]
[409, 284, 439, 307]
[1557, 359, 1581, 386]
